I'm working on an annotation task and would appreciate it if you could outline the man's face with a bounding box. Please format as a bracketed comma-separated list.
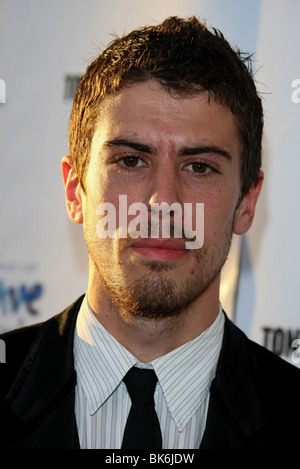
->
[64, 80, 261, 319]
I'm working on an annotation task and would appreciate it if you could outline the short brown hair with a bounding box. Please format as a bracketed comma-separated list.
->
[69, 16, 263, 195]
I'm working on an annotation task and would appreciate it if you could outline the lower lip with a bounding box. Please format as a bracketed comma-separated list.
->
[131, 246, 187, 262]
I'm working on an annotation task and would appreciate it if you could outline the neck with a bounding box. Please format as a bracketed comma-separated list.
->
[87, 276, 220, 363]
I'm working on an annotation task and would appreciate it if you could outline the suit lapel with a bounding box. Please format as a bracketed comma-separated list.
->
[1, 296, 83, 449]
[200, 315, 280, 448]
[2, 301, 283, 449]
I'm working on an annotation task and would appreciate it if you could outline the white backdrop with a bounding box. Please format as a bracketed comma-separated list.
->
[1, 0, 299, 365]
[235, 0, 300, 365]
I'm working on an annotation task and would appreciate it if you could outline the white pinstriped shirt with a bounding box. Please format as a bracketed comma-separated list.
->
[73, 295, 224, 449]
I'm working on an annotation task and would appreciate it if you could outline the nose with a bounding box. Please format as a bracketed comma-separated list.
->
[147, 161, 180, 210]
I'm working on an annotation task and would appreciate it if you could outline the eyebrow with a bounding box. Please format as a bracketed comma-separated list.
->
[103, 139, 155, 154]
[179, 145, 232, 160]
[103, 138, 232, 160]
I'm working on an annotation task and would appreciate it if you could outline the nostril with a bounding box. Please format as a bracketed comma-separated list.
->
[150, 205, 175, 216]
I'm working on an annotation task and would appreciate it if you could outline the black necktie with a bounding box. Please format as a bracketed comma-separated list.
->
[121, 367, 162, 449]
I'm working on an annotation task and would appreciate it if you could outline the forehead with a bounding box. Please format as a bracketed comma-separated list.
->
[92, 80, 241, 154]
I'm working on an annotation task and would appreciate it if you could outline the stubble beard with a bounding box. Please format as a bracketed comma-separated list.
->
[86, 226, 233, 322]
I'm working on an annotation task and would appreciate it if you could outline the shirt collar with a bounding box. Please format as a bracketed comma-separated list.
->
[74, 295, 224, 430]
[152, 308, 224, 430]
[74, 296, 137, 415]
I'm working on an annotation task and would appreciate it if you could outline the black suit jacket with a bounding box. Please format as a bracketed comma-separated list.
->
[1, 295, 300, 449]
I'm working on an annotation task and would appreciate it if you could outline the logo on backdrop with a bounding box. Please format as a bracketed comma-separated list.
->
[262, 326, 300, 364]
[64, 74, 81, 99]
[0, 262, 44, 333]
[0, 79, 6, 103]
[0, 280, 43, 316]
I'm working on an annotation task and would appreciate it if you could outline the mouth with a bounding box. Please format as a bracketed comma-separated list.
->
[130, 238, 188, 262]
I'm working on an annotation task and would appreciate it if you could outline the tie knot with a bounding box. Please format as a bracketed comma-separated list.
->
[123, 367, 158, 405]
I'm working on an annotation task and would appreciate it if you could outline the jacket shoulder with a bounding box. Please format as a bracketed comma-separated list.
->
[248, 334, 300, 387]
[0, 296, 84, 403]
[228, 316, 300, 377]
[223, 316, 300, 414]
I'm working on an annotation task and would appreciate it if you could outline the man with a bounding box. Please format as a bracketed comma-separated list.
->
[1, 16, 300, 450]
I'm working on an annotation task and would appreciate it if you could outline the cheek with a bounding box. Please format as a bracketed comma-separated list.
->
[202, 191, 237, 237]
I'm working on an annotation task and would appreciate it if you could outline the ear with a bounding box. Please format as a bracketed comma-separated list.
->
[233, 170, 264, 235]
[61, 155, 83, 224]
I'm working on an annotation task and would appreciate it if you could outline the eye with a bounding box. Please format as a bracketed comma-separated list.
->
[118, 155, 146, 168]
[185, 161, 213, 175]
